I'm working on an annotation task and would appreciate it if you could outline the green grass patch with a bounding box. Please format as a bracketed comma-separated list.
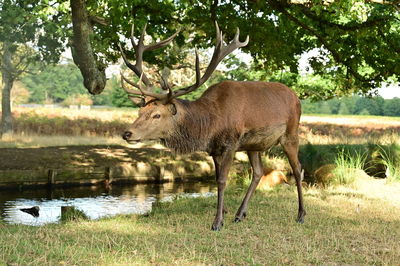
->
[1, 181, 400, 265]
[332, 149, 367, 185]
[378, 143, 400, 182]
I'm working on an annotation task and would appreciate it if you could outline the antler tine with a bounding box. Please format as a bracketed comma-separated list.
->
[214, 21, 222, 47]
[140, 23, 147, 45]
[195, 49, 201, 86]
[145, 29, 180, 51]
[118, 42, 153, 87]
[172, 22, 249, 98]
[130, 24, 136, 47]
[120, 72, 142, 95]
[120, 71, 167, 99]
[120, 22, 181, 102]
[224, 27, 249, 55]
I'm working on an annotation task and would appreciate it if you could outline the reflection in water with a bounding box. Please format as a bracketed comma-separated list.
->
[0, 181, 216, 226]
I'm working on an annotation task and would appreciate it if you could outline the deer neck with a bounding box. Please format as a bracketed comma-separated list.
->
[162, 98, 216, 154]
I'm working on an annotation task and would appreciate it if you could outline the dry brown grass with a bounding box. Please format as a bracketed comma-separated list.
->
[300, 115, 400, 145]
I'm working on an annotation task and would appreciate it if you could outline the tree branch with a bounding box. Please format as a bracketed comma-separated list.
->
[70, 0, 107, 95]
[378, 28, 400, 54]
[89, 15, 108, 26]
[270, 1, 373, 84]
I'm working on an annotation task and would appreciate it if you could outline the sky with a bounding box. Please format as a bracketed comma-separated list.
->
[377, 84, 400, 99]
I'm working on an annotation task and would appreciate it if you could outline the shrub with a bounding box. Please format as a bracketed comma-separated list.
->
[379, 144, 400, 182]
[333, 149, 367, 185]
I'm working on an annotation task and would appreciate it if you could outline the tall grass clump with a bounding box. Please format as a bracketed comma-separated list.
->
[229, 161, 252, 188]
[333, 149, 367, 185]
[298, 143, 336, 182]
[379, 143, 400, 182]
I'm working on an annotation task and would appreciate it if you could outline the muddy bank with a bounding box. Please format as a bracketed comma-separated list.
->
[0, 145, 215, 189]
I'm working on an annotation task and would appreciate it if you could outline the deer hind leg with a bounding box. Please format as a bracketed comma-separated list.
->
[211, 150, 235, 231]
[234, 151, 264, 223]
[280, 134, 306, 223]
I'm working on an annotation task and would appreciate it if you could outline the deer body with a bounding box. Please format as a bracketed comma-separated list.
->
[120, 22, 305, 230]
[160, 81, 300, 155]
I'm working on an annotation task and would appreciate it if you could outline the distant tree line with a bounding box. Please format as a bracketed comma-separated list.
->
[11, 61, 400, 117]
[17, 62, 123, 107]
[302, 96, 400, 117]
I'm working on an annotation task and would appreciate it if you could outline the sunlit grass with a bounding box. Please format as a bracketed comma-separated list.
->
[1, 180, 400, 265]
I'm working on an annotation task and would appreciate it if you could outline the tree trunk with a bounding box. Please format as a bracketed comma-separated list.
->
[1, 41, 15, 137]
[70, 0, 106, 95]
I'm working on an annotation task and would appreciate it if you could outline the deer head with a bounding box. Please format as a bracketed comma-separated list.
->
[119, 22, 249, 143]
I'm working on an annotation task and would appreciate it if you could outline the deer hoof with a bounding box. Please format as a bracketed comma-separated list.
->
[211, 221, 224, 231]
[233, 212, 246, 223]
[296, 210, 306, 224]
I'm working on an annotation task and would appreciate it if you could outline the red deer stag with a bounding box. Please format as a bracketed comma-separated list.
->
[119, 22, 306, 231]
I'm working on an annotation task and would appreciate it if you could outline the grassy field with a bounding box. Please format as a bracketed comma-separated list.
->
[1, 178, 400, 265]
[1, 107, 400, 264]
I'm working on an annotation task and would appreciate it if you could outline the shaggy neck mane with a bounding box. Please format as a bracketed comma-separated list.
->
[162, 99, 216, 154]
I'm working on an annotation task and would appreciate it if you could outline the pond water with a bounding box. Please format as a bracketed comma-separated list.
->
[0, 181, 216, 226]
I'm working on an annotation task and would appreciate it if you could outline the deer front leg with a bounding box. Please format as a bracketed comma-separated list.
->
[234, 151, 264, 222]
[212, 150, 235, 231]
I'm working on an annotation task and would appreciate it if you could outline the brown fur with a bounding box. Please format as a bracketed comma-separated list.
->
[124, 80, 305, 230]
[159, 81, 301, 155]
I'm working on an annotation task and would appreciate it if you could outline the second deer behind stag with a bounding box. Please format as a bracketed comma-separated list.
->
[120, 22, 306, 231]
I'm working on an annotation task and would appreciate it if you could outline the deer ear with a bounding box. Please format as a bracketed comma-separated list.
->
[129, 96, 145, 107]
[168, 103, 177, 115]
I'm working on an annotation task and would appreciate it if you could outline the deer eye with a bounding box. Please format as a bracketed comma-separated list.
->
[152, 114, 161, 119]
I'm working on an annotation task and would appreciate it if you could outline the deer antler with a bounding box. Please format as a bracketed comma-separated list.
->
[119, 22, 249, 103]
[172, 22, 249, 99]
[119, 23, 180, 100]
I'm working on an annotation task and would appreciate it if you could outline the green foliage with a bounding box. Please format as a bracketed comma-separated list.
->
[21, 63, 87, 103]
[0, 0, 67, 67]
[301, 99, 319, 114]
[110, 76, 135, 108]
[359, 108, 370, 116]
[338, 102, 351, 115]
[354, 96, 384, 115]
[3, 1, 399, 103]
[319, 102, 332, 114]
[383, 98, 400, 117]
[32, 0, 395, 101]
[91, 86, 113, 106]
